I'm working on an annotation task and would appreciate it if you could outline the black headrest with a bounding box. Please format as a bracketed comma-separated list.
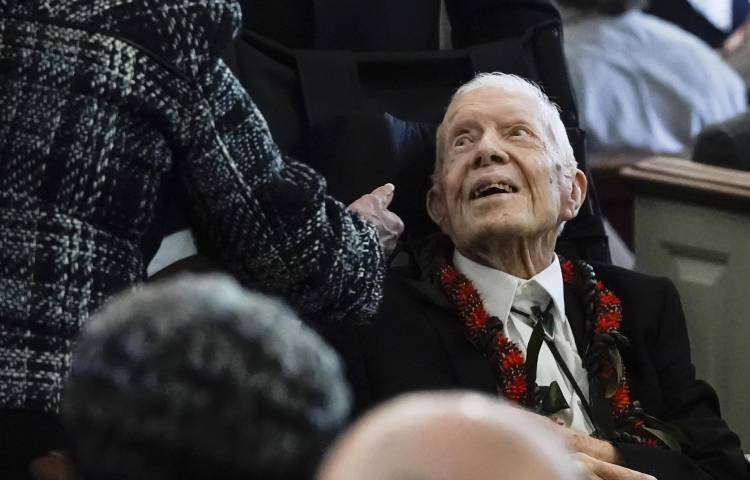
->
[309, 113, 439, 237]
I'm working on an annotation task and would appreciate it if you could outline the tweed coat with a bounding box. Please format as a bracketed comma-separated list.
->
[0, 0, 384, 413]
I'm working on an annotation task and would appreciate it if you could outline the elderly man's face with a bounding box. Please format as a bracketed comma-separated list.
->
[428, 87, 582, 253]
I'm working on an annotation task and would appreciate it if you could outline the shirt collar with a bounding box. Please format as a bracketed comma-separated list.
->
[453, 250, 566, 323]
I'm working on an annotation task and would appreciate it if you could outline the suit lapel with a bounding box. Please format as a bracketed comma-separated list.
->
[564, 283, 588, 354]
[429, 307, 498, 394]
[407, 278, 497, 395]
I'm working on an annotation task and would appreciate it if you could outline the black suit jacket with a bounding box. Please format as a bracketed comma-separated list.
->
[238, 0, 559, 50]
[326, 243, 749, 480]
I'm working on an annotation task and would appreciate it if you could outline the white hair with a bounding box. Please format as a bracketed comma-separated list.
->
[434, 72, 577, 183]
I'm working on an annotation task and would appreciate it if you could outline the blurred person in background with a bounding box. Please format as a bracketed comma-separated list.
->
[559, 0, 746, 154]
[63, 274, 350, 480]
[319, 392, 606, 480]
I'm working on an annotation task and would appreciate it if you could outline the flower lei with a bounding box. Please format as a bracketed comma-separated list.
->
[438, 256, 662, 448]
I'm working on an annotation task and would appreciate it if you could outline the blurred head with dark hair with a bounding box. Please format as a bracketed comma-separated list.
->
[556, 0, 648, 15]
[62, 274, 350, 480]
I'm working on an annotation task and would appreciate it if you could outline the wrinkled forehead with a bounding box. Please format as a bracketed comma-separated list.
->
[442, 87, 546, 132]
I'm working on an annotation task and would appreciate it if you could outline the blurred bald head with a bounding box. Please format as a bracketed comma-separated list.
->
[318, 392, 583, 480]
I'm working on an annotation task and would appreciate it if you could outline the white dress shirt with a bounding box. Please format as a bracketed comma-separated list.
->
[454, 251, 594, 434]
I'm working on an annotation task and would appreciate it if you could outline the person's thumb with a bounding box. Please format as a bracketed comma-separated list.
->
[369, 183, 395, 208]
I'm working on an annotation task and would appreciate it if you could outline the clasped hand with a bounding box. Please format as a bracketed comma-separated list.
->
[547, 422, 657, 480]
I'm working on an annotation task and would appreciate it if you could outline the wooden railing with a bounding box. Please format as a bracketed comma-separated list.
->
[621, 156, 750, 210]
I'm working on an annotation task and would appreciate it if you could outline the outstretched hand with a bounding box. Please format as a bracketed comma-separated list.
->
[348, 183, 404, 257]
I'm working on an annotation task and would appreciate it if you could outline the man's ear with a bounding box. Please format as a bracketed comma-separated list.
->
[561, 169, 588, 221]
[426, 186, 447, 231]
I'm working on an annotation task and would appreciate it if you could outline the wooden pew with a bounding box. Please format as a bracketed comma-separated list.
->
[621, 156, 750, 446]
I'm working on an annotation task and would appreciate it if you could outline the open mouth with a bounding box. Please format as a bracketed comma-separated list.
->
[470, 181, 519, 200]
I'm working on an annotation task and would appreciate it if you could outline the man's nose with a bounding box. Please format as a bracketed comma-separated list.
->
[472, 135, 509, 168]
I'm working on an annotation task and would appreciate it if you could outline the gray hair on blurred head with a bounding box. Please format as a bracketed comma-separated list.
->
[64, 273, 350, 480]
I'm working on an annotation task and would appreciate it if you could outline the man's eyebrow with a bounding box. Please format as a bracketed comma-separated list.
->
[498, 116, 538, 128]
[447, 118, 481, 134]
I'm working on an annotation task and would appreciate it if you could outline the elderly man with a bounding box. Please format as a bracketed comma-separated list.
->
[344, 73, 749, 479]
[318, 392, 587, 480]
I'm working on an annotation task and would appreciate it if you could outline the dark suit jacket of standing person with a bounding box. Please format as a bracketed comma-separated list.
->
[333, 236, 750, 480]
[238, 0, 561, 50]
